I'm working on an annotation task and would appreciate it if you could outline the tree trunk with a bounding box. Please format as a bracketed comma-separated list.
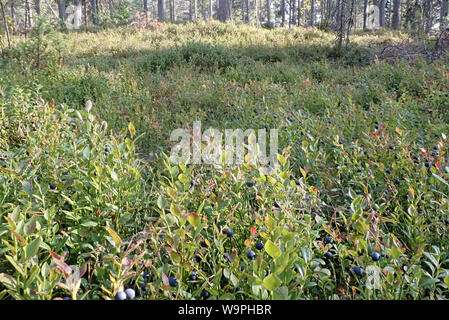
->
[170, 0, 175, 21]
[291, 0, 296, 26]
[281, 0, 285, 26]
[266, 0, 270, 25]
[209, 0, 213, 20]
[192, 0, 197, 19]
[158, 0, 166, 21]
[392, 0, 401, 29]
[34, 0, 40, 15]
[57, 0, 66, 22]
[363, 0, 368, 30]
[10, 0, 14, 25]
[379, 0, 385, 27]
[310, 0, 315, 26]
[424, 0, 433, 32]
[218, 0, 231, 21]
[441, 0, 448, 30]
[73, 0, 82, 28]
[90, 0, 99, 24]
[1, 0, 11, 48]
[298, 0, 302, 26]
[255, 0, 259, 25]
[25, 0, 32, 27]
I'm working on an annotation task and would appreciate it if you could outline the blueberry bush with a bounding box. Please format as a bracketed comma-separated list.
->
[1, 21, 449, 300]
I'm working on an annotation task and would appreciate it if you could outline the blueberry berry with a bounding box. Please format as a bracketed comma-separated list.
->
[225, 229, 234, 237]
[50, 182, 56, 190]
[115, 291, 127, 300]
[169, 276, 178, 287]
[395, 179, 401, 185]
[189, 272, 198, 281]
[247, 251, 256, 260]
[324, 252, 333, 259]
[255, 242, 264, 250]
[125, 288, 135, 299]
[246, 180, 255, 187]
[371, 252, 380, 261]
[202, 289, 210, 299]
[353, 266, 363, 276]
[425, 162, 431, 168]
[324, 235, 333, 244]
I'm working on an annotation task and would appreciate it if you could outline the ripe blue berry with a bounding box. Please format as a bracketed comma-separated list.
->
[247, 250, 256, 260]
[236, 286, 242, 292]
[202, 289, 210, 299]
[189, 272, 198, 281]
[425, 162, 431, 168]
[324, 235, 333, 244]
[115, 291, 127, 300]
[395, 179, 401, 185]
[353, 266, 363, 276]
[324, 252, 333, 259]
[255, 242, 264, 250]
[246, 180, 255, 187]
[50, 182, 56, 190]
[225, 229, 234, 237]
[386, 168, 391, 174]
[125, 288, 135, 299]
[371, 252, 380, 261]
[169, 276, 178, 287]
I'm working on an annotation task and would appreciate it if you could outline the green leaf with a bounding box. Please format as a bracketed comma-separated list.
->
[444, 275, 449, 289]
[26, 237, 41, 260]
[106, 226, 122, 248]
[265, 240, 282, 259]
[273, 286, 289, 300]
[23, 216, 37, 236]
[5, 255, 25, 277]
[187, 212, 200, 228]
[157, 195, 166, 210]
[178, 173, 190, 184]
[0, 273, 17, 289]
[82, 145, 90, 160]
[80, 220, 98, 227]
[262, 273, 281, 291]
[128, 122, 136, 137]
[300, 247, 311, 264]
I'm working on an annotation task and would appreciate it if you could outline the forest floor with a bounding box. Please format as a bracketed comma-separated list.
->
[1, 21, 449, 300]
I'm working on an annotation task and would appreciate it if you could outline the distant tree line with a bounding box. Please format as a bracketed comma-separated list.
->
[1, 0, 448, 34]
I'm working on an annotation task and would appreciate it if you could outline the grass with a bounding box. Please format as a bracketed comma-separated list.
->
[1, 20, 449, 300]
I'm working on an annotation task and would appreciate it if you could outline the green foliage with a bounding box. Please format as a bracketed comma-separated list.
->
[11, 18, 67, 69]
[1, 22, 449, 300]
